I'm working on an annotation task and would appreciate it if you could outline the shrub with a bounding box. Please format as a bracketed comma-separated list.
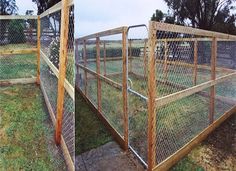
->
[49, 37, 60, 74]
[8, 20, 26, 44]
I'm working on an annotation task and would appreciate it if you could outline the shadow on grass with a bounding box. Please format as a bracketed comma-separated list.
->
[75, 90, 112, 155]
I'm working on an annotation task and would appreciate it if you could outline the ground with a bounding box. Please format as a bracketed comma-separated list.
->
[76, 89, 236, 171]
[0, 84, 66, 170]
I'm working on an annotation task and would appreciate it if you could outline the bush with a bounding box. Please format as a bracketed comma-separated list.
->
[8, 20, 26, 44]
[49, 37, 60, 72]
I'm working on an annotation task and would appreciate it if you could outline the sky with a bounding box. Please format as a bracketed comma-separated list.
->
[75, 0, 169, 37]
[17, 0, 37, 15]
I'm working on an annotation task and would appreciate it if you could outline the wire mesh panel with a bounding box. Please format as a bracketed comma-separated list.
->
[0, 16, 37, 81]
[0, 17, 37, 49]
[39, 2, 75, 170]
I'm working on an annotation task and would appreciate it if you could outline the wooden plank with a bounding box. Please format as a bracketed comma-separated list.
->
[153, 106, 236, 171]
[147, 21, 157, 171]
[193, 40, 198, 86]
[157, 37, 236, 42]
[78, 56, 123, 63]
[55, 0, 70, 145]
[96, 37, 102, 112]
[122, 28, 129, 151]
[0, 48, 37, 55]
[41, 51, 74, 100]
[0, 15, 37, 20]
[40, 0, 74, 18]
[103, 42, 107, 76]
[0, 77, 36, 86]
[40, 82, 74, 171]
[36, 16, 41, 85]
[78, 27, 125, 41]
[155, 72, 236, 107]
[209, 38, 217, 124]
[76, 87, 126, 150]
[151, 21, 236, 40]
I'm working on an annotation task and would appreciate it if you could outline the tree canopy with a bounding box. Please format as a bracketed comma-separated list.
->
[151, 0, 236, 34]
[32, 0, 60, 14]
[0, 0, 18, 15]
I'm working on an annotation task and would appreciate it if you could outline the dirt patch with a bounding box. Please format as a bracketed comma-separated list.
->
[191, 113, 236, 171]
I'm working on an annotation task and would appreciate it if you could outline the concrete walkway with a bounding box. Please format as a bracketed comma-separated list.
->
[76, 141, 145, 171]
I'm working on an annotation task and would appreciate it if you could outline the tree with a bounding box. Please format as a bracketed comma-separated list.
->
[0, 0, 18, 43]
[162, 0, 236, 34]
[0, 0, 18, 15]
[151, 9, 164, 22]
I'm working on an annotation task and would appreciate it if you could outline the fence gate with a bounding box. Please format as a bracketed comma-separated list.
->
[127, 25, 149, 167]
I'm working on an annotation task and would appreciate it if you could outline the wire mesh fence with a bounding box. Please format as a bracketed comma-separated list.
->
[39, 2, 75, 170]
[0, 16, 37, 81]
[75, 21, 236, 170]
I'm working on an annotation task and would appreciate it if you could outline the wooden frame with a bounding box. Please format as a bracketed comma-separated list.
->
[55, 0, 70, 145]
[0, 15, 37, 20]
[147, 21, 157, 171]
[40, 0, 74, 18]
[36, 16, 41, 85]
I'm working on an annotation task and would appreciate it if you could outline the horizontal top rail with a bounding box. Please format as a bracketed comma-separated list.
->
[40, 0, 74, 18]
[157, 38, 236, 42]
[151, 21, 236, 40]
[0, 15, 37, 20]
[76, 27, 128, 41]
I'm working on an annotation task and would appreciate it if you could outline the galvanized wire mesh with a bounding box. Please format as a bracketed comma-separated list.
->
[0, 17, 37, 80]
[40, 4, 75, 168]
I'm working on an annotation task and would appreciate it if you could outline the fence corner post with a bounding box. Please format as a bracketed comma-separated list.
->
[147, 21, 157, 171]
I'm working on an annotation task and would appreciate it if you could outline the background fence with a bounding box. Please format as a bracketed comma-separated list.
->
[0, 1, 75, 171]
[75, 21, 236, 171]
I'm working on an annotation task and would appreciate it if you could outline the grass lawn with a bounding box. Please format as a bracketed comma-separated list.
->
[0, 84, 66, 170]
[0, 53, 37, 80]
[75, 90, 112, 155]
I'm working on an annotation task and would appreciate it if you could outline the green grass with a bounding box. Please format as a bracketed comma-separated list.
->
[171, 157, 204, 171]
[0, 53, 37, 80]
[75, 90, 112, 155]
[0, 84, 66, 170]
[0, 43, 35, 51]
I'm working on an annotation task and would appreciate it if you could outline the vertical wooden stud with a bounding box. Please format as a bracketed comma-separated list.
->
[55, 0, 70, 145]
[209, 37, 217, 124]
[122, 28, 129, 151]
[147, 22, 157, 171]
[193, 40, 198, 86]
[96, 37, 102, 112]
[103, 42, 107, 76]
[36, 16, 40, 85]
[83, 40, 88, 96]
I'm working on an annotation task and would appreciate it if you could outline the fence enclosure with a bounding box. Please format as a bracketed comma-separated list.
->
[0, 0, 75, 170]
[75, 21, 236, 171]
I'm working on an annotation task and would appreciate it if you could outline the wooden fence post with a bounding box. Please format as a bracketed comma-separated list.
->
[104, 42, 107, 76]
[193, 40, 198, 86]
[147, 22, 157, 171]
[36, 16, 40, 85]
[96, 37, 102, 112]
[55, 0, 70, 145]
[83, 40, 88, 96]
[123, 28, 129, 151]
[209, 37, 217, 124]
